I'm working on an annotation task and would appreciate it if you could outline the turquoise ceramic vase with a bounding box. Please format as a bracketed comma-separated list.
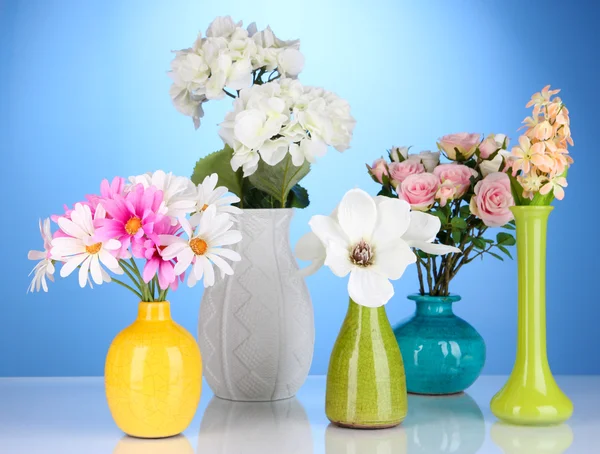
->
[393, 294, 485, 395]
[326, 298, 408, 429]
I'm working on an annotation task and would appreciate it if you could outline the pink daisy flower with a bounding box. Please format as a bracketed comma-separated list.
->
[141, 217, 182, 290]
[97, 183, 165, 257]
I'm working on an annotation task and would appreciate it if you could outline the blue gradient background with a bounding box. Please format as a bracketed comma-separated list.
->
[1, 0, 597, 377]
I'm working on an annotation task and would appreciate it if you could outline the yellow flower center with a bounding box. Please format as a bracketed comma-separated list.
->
[85, 242, 102, 255]
[190, 238, 208, 256]
[201, 203, 209, 211]
[125, 217, 142, 235]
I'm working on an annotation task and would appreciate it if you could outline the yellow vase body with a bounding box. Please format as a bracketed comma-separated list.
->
[490, 206, 573, 425]
[105, 302, 202, 438]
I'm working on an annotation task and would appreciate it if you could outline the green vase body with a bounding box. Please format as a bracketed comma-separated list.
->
[326, 299, 407, 429]
[491, 206, 573, 425]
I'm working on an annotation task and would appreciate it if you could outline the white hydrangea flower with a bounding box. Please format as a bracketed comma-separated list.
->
[219, 78, 355, 176]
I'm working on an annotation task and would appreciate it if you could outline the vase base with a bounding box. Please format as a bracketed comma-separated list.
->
[122, 431, 182, 439]
[214, 394, 296, 403]
[408, 390, 465, 397]
[328, 419, 404, 430]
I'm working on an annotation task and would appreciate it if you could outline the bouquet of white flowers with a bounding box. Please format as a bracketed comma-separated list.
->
[170, 16, 356, 209]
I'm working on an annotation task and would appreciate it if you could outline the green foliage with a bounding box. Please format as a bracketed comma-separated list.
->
[497, 232, 516, 246]
[248, 155, 311, 207]
[451, 217, 467, 230]
[191, 146, 243, 199]
[508, 173, 528, 206]
[287, 184, 310, 209]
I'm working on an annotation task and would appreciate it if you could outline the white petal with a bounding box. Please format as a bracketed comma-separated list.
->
[159, 235, 186, 246]
[402, 211, 442, 243]
[408, 240, 462, 255]
[348, 268, 394, 308]
[174, 248, 194, 275]
[308, 215, 349, 249]
[207, 253, 234, 277]
[162, 242, 189, 260]
[372, 197, 412, 248]
[58, 217, 87, 240]
[103, 239, 121, 251]
[324, 242, 353, 277]
[60, 253, 88, 278]
[209, 248, 241, 261]
[337, 189, 377, 243]
[193, 257, 205, 279]
[211, 230, 242, 247]
[99, 249, 120, 270]
[51, 237, 86, 256]
[78, 256, 92, 288]
[373, 241, 416, 280]
[203, 258, 215, 287]
[90, 255, 103, 285]
[28, 250, 46, 260]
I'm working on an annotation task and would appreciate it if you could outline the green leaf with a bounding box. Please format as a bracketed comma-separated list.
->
[191, 145, 243, 199]
[431, 210, 448, 226]
[508, 173, 528, 206]
[497, 232, 516, 246]
[496, 244, 513, 259]
[502, 223, 516, 230]
[451, 229, 462, 243]
[451, 217, 467, 230]
[487, 251, 504, 261]
[460, 205, 471, 218]
[377, 186, 395, 198]
[248, 155, 310, 207]
[472, 237, 486, 249]
[287, 184, 310, 209]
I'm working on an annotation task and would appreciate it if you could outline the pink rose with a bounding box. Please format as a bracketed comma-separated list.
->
[397, 173, 439, 211]
[433, 164, 477, 198]
[480, 134, 509, 159]
[389, 160, 425, 186]
[436, 182, 458, 207]
[437, 132, 481, 161]
[470, 172, 515, 227]
[368, 158, 389, 183]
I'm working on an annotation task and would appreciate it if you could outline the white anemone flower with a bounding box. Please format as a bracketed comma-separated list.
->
[296, 191, 460, 307]
[159, 205, 242, 288]
[27, 218, 56, 293]
[127, 170, 197, 224]
[50, 204, 123, 288]
[196, 173, 242, 216]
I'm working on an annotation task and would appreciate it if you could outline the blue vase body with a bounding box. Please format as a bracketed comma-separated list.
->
[393, 294, 485, 395]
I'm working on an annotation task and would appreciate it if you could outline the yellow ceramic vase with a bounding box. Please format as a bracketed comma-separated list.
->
[105, 301, 202, 438]
[490, 207, 573, 425]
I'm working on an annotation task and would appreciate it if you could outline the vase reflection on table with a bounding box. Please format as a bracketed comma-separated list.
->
[196, 396, 313, 454]
[112, 435, 194, 454]
[491, 422, 573, 454]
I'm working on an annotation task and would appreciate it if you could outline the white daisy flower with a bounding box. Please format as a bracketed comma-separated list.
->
[159, 205, 242, 288]
[27, 218, 56, 293]
[196, 173, 242, 216]
[50, 203, 123, 288]
[127, 170, 197, 224]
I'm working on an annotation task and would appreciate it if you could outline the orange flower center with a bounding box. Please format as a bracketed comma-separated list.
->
[125, 217, 142, 235]
[190, 238, 208, 256]
[201, 203, 209, 211]
[85, 242, 102, 255]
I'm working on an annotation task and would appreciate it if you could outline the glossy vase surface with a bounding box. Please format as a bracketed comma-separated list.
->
[491, 206, 573, 425]
[199, 208, 314, 401]
[105, 302, 202, 438]
[326, 299, 407, 429]
[393, 294, 485, 395]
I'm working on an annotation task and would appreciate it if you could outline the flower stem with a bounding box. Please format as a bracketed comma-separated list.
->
[112, 278, 143, 300]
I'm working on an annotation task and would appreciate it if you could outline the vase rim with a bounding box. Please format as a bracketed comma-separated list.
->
[407, 293, 461, 303]
[239, 208, 295, 212]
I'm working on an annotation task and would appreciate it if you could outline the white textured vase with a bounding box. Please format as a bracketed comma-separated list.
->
[198, 208, 314, 401]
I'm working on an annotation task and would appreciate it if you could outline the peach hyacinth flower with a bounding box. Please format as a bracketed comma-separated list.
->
[511, 136, 548, 175]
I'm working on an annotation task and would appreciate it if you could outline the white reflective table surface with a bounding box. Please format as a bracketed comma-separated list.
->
[0, 376, 598, 453]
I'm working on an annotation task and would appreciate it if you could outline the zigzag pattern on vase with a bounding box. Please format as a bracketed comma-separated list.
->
[198, 209, 314, 401]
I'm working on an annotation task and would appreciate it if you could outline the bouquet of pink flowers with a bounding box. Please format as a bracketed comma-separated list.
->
[27, 171, 242, 301]
[368, 86, 573, 296]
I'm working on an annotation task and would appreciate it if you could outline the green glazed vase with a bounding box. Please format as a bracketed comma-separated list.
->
[326, 298, 408, 429]
[490, 206, 573, 425]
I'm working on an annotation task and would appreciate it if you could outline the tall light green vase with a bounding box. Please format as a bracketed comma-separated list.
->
[490, 206, 573, 425]
[326, 298, 408, 429]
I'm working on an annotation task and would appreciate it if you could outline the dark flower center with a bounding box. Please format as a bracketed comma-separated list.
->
[350, 240, 373, 267]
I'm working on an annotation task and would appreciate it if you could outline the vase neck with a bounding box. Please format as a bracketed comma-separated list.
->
[137, 301, 171, 321]
[511, 206, 553, 367]
[408, 294, 460, 316]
